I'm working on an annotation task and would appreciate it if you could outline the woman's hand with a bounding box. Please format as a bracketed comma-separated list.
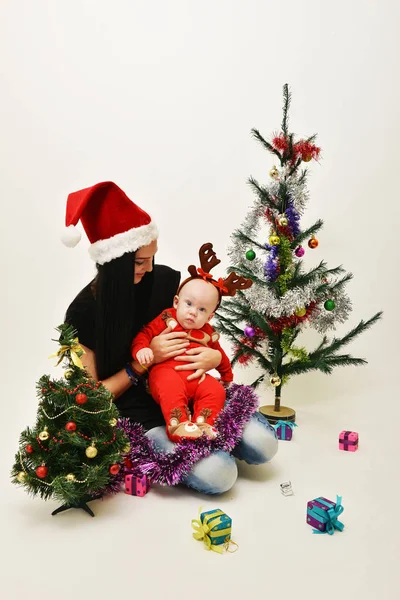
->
[174, 347, 222, 381]
[149, 327, 190, 364]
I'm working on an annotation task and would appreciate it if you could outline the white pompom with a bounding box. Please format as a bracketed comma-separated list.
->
[61, 225, 81, 248]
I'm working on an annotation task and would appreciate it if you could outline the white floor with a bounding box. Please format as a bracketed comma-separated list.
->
[3, 365, 399, 600]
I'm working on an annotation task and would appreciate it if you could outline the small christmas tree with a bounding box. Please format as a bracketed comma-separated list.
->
[11, 324, 130, 516]
[216, 85, 382, 423]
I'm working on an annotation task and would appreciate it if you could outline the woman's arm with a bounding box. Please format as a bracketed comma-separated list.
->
[80, 344, 145, 399]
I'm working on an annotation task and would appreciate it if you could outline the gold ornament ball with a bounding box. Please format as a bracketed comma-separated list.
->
[278, 215, 288, 227]
[38, 428, 49, 441]
[64, 369, 74, 380]
[269, 166, 279, 179]
[308, 237, 319, 249]
[295, 307, 307, 317]
[123, 444, 131, 454]
[65, 473, 76, 482]
[109, 418, 117, 427]
[17, 471, 26, 483]
[270, 375, 282, 387]
[269, 234, 280, 246]
[85, 444, 98, 459]
[303, 154, 313, 162]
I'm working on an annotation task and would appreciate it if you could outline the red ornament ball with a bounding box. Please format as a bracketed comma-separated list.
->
[36, 465, 48, 479]
[124, 458, 133, 469]
[109, 464, 120, 475]
[26, 444, 34, 454]
[75, 393, 88, 405]
[65, 421, 77, 432]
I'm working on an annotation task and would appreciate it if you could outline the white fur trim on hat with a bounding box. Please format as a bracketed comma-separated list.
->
[88, 221, 158, 265]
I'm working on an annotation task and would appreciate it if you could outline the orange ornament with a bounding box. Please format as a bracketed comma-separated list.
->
[308, 237, 319, 249]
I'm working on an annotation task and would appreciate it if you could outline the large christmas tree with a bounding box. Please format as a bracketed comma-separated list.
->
[11, 324, 130, 516]
[216, 85, 382, 423]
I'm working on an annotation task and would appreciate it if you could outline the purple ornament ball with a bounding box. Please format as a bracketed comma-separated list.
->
[295, 246, 305, 258]
[244, 326, 255, 338]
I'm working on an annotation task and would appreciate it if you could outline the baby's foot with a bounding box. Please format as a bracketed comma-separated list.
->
[167, 420, 203, 442]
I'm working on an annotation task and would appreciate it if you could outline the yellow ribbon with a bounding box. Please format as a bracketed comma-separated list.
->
[191, 508, 238, 554]
[49, 338, 85, 370]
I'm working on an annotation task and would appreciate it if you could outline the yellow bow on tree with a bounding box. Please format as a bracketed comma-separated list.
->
[49, 338, 85, 370]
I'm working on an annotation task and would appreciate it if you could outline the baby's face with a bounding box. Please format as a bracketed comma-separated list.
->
[173, 279, 219, 330]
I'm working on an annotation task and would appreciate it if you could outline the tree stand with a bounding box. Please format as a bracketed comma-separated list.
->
[259, 385, 296, 425]
[51, 494, 102, 517]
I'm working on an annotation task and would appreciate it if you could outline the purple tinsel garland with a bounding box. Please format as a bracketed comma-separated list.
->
[285, 200, 300, 237]
[264, 243, 280, 282]
[115, 384, 259, 487]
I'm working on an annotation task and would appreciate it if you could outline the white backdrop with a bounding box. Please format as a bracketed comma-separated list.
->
[1, 1, 399, 598]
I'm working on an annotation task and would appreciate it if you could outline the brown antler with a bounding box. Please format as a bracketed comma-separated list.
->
[222, 271, 253, 297]
[188, 242, 221, 277]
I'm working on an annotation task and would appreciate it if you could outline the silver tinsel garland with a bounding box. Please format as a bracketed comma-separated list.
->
[227, 166, 352, 334]
[310, 288, 353, 334]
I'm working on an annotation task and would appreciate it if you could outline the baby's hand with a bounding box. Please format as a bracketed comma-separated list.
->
[136, 348, 154, 366]
[222, 381, 232, 389]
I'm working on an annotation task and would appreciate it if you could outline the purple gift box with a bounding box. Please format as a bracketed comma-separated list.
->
[274, 420, 297, 440]
[125, 474, 150, 497]
[306, 496, 345, 534]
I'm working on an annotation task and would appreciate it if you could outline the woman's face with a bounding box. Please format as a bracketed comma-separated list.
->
[134, 239, 158, 284]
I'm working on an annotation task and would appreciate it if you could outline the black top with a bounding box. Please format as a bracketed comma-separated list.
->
[65, 264, 181, 431]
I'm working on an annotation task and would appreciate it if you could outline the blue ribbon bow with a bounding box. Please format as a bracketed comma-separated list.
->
[312, 495, 345, 535]
[274, 420, 297, 430]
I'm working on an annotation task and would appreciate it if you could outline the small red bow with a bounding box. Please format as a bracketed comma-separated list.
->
[197, 268, 214, 281]
[212, 278, 228, 294]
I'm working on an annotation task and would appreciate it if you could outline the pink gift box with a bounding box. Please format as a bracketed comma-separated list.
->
[125, 474, 150, 496]
[339, 430, 358, 452]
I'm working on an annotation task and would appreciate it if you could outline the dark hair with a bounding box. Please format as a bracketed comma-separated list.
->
[95, 252, 154, 380]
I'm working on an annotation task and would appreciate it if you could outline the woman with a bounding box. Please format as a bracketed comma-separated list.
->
[63, 181, 278, 494]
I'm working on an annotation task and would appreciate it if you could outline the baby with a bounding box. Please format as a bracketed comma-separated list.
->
[131, 243, 252, 442]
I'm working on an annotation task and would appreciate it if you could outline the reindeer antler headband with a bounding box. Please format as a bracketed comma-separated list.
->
[178, 243, 253, 300]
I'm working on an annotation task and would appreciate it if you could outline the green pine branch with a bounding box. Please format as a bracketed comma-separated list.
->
[287, 157, 302, 178]
[247, 176, 279, 211]
[232, 230, 267, 252]
[286, 260, 327, 288]
[216, 313, 273, 370]
[251, 374, 266, 389]
[281, 83, 291, 137]
[330, 273, 353, 292]
[298, 169, 308, 184]
[251, 129, 283, 163]
[310, 312, 382, 359]
[323, 265, 346, 278]
[281, 312, 382, 377]
[291, 220, 324, 248]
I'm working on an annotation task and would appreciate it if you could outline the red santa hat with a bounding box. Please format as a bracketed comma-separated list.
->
[61, 181, 158, 265]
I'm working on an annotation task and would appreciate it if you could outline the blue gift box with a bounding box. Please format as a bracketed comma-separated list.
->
[200, 509, 232, 546]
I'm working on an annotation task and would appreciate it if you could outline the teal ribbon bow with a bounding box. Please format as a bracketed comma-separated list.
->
[312, 495, 345, 535]
[274, 420, 297, 430]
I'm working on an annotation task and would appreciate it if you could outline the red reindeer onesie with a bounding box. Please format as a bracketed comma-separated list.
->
[131, 307, 233, 441]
